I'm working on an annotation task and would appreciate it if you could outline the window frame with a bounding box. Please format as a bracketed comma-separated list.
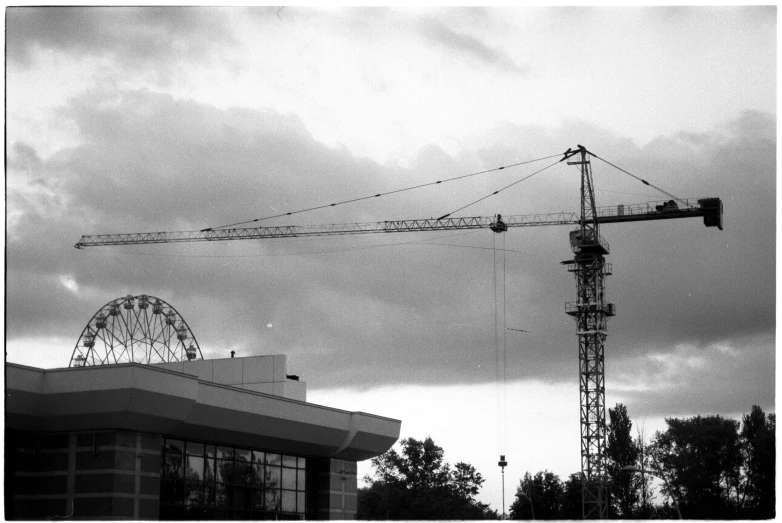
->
[160, 437, 307, 518]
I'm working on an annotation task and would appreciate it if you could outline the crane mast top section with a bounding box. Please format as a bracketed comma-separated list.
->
[564, 145, 599, 231]
[563, 145, 604, 255]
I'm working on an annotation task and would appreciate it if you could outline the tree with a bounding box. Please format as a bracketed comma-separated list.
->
[451, 462, 484, 500]
[509, 470, 563, 520]
[740, 405, 775, 518]
[605, 403, 641, 517]
[387, 436, 450, 491]
[446, 461, 494, 519]
[652, 415, 744, 518]
[357, 436, 496, 520]
[560, 472, 583, 519]
[635, 422, 657, 519]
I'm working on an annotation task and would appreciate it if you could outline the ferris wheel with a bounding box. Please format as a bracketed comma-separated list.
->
[70, 294, 203, 367]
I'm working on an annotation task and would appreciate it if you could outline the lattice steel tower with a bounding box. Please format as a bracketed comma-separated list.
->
[563, 146, 614, 518]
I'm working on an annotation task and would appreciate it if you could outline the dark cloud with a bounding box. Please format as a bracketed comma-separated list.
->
[6, 90, 774, 414]
[6, 7, 235, 84]
[417, 18, 527, 75]
[304, 8, 527, 75]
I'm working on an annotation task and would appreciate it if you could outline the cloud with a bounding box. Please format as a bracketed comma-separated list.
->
[59, 275, 79, 294]
[5, 88, 774, 416]
[285, 8, 526, 77]
[6, 7, 236, 84]
[610, 334, 775, 417]
[417, 17, 527, 75]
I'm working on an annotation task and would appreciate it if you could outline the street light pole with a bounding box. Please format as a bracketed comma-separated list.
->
[498, 455, 508, 519]
[622, 465, 682, 519]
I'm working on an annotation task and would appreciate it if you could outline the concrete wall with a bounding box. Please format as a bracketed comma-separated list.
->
[153, 355, 306, 402]
[309, 458, 358, 520]
[6, 429, 162, 520]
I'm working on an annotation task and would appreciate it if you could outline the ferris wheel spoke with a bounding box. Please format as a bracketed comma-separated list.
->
[128, 307, 147, 363]
[126, 308, 139, 359]
[162, 314, 180, 362]
[163, 324, 176, 362]
[95, 324, 112, 365]
[138, 308, 155, 362]
[117, 308, 136, 361]
[94, 329, 112, 364]
[148, 341, 165, 364]
[106, 315, 130, 363]
[148, 320, 169, 346]
[152, 313, 174, 361]
[146, 313, 167, 363]
[135, 309, 152, 363]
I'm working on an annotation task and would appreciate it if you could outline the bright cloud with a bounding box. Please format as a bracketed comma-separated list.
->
[59, 275, 79, 294]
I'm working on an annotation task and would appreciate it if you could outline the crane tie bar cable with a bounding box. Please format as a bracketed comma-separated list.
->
[437, 159, 561, 220]
[202, 153, 563, 231]
[587, 151, 691, 209]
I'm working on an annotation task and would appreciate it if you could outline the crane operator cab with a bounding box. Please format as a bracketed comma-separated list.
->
[569, 228, 609, 255]
[570, 229, 588, 254]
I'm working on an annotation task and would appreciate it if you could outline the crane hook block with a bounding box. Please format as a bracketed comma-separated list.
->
[498, 455, 508, 468]
[490, 214, 508, 233]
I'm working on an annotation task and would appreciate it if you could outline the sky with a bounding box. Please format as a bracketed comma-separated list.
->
[5, 5, 776, 514]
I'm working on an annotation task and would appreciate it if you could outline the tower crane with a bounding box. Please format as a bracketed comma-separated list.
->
[74, 145, 723, 519]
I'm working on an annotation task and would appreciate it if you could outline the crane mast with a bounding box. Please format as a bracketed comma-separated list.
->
[74, 146, 723, 519]
[563, 146, 611, 518]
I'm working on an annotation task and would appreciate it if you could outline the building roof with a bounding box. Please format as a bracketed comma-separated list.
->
[6, 362, 401, 461]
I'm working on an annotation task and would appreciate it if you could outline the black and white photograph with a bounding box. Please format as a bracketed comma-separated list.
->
[5, 6, 776, 520]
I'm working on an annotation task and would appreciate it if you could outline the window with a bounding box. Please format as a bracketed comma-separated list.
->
[160, 438, 306, 520]
[282, 467, 296, 490]
[163, 440, 184, 479]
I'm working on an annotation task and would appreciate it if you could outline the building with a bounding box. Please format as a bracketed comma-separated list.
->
[6, 355, 401, 520]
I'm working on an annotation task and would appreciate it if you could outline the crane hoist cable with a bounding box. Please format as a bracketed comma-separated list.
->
[493, 232, 501, 456]
[203, 152, 563, 231]
[500, 234, 508, 453]
[493, 231, 508, 458]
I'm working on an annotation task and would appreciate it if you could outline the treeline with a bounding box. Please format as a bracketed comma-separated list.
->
[357, 437, 498, 519]
[357, 404, 774, 520]
[510, 404, 775, 519]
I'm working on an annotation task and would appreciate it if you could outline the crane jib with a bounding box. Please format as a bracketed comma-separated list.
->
[74, 198, 722, 248]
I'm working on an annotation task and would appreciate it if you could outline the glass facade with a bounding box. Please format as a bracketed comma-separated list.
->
[160, 438, 306, 520]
